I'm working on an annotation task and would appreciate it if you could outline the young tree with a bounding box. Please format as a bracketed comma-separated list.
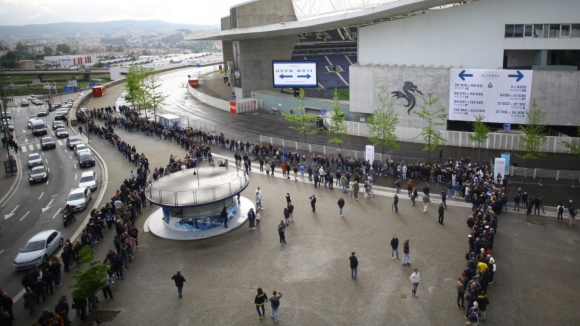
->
[125, 65, 155, 118]
[468, 115, 490, 162]
[517, 100, 547, 160]
[144, 73, 167, 120]
[281, 88, 321, 144]
[326, 89, 349, 149]
[69, 246, 109, 302]
[414, 93, 447, 164]
[562, 126, 580, 155]
[367, 86, 400, 155]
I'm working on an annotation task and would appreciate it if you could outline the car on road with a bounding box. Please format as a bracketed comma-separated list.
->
[52, 102, 61, 109]
[32, 99, 43, 106]
[37, 109, 48, 117]
[74, 144, 90, 158]
[78, 152, 96, 168]
[21, 99, 29, 107]
[1, 112, 12, 120]
[13, 230, 63, 270]
[65, 187, 92, 212]
[66, 137, 82, 149]
[53, 121, 65, 130]
[30, 119, 47, 136]
[1, 119, 13, 132]
[54, 112, 67, 121]
[28, 165, 49, 184]
[27, 153, 43, 168]
[55, 127, 69, 138]
[78, 170, 98, 190]
[40, 136, 56, 150]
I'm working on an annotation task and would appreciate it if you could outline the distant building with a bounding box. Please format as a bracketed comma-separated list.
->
[43, 54, 103, 67]
[17, 60, 35, 70]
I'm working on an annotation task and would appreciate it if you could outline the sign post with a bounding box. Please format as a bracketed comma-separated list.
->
[272, 61, 318, 88]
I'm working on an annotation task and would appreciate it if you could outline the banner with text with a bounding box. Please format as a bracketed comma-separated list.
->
[449, 69, 533, 124]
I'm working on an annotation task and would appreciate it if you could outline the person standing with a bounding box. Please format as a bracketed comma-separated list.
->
[283, 206, 290, 227]
[23, 288, 37, 316]
[255, 211, 262, 229]
[568, 200, 576, 226]
[55, 295, 71, 326]
[0, 292, 14, 322]
[221, 207, 229, 228]
[477, 290, 490, 322]
[438, 202, 445, 225]
[457, 278, 466, 308]
[255, 188, 264, 210]
[254, 287, 268, 320]
[287, 203, 294, 223]
[278, 221, 286, 245]
[309, 194, 317, 213]
[269, 290, 283, 322]
[390, 235, 399, 259]
[411, 187, 418, 206]
[353, 180, 360, 201]
[393, 194, 399, 213]
[410, 269, 420, 297]
[402, 239, 411, 266]
[338, 197, 345, 217]
[349, 252, 358, 279]
[171, 270, 186, 299]
[557, 202, 564, 221]
[422, 195, 429, 213]
[441, 190, 447, 209]
[248, 208, 256, 230]
[285, 193, 292, 205]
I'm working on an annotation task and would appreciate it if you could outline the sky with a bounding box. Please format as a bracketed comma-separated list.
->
[0, 0, 249, 26]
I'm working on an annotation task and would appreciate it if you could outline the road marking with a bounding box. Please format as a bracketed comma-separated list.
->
[21, 146, 27, 153]
[25, 138, 29, 142]
[19, 211, 30, 221]
[47, 179, 49, 185]
[73, 164, 76, 168]
[41, 152, 45, 156]
[28, 144, 34, 151]
[4, 205, 19, 220]
[39, 192, 44, 200]
[64, 148, 67, 152]
[57, 140, 63, 146]
[0, 250, 4, 255]
[41, 198, 54, 213]
[51, 194, 59, 197]
[69, 155, 72, 159]
[51, 209, 60, 219]
[36, 144, 41, 149]
[75, 174, 77, 180]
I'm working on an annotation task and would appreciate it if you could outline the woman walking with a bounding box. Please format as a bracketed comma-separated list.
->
[254, 287, 268, 319]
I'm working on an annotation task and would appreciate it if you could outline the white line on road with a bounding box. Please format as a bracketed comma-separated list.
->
[51, 194, 59, 197]
[21, 146, 27, 153]
[45, 159, 49, 164]
[28, 144, 34, 151]
[69, 155, 72, 159]
[39, 192, 44, 200]
[75, 174, 77, 180]
[19, 211, 30, 221]
[64, 149, 67, 152]
[0, 250, 4, 255]
[51, 209, 60, 219]
[73, 164, 76, 168]
[47, 179, 49, 185]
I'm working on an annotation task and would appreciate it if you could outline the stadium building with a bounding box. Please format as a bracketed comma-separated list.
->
[190, 0, 580, 145]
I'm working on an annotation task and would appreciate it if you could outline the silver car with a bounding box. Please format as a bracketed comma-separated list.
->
[65, 187, 92, 212]
[13, 230, 63, 270]
[55, 128, 69, 138]
[79, 171, 98, 190]
[27, 153, 43, 168]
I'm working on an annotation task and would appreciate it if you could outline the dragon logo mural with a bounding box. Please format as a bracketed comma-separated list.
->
[391, 82, 423, 115]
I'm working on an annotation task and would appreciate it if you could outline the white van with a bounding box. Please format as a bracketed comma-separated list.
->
[30, 119, 47, 136]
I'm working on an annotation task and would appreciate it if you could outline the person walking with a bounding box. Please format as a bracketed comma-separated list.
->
[255, 210, 262, 229]
[411, 187, 418, 206]
[283, 206, 290, 227]
[422, 194, 429, 213]
[557, 202, 564, 221]
[248, 208, 256, 230]
[287, 202, 294, 223]
[568, 200, 576, 226]
[254, 287, 268, 320]
[269, 290, 283, 322]
[221, 207, 229, 228]
[410, 269, 420, 297]
[457, 278, 466, 308]
[477, 290, 490, 321]
[285, 193, 292, 205]
[390, 235, 400, 259]
[171, 270, 186, 299]
[278, 221, 286, 245]
[309, 194, 317, 213]
[438, 202, 445, 225]
[255, 187, 264, 210]
[353, 180, 360, 201]
[349, 252, 358, 279]
[338, 197, 345, 217]
[402, 239, 411, 266]
[393, 194, 399, 213]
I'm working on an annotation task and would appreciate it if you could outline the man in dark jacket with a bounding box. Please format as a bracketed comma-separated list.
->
[55, 295, 71, 326]
[349, 252, 358, 279]
[337, 197, 345, 217]
[171, 270, 186, 298]
[32, 277, 47, 304]
[23, 288, 37, 316]
[438, 202, 445, 225]
[309, 194, 317, 213]
[72, 297, 88, 321]
[402, 239, 411, 266]
[390, 235, 399, 259]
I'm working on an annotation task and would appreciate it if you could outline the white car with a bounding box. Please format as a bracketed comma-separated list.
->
[65, 187, 92, 212]
[55, 128, 69, 138]
[27, 153, 43, 168]
[67, 137, 82, 149]
[79, 171, 98, 190]
[74, 144, 90, 158]
[13, 230, 63, 270]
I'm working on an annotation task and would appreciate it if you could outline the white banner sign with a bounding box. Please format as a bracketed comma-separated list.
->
[493, 158, 506, 184]
[272, 60, 318, 88]
[365, 145, 375, 162]
[449, 69, 533, 124]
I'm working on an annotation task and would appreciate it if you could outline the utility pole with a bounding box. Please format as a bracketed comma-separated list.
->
[0, 63, 15, 174]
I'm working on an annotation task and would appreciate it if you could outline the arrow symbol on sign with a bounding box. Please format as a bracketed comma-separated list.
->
[297, 74, 311, 79]
[5, 205, 19, 220]
[41, 199, 54, 213]
[458, 70, 473, 81]
[279, 74, 293, 79]
[508, 70, 524, 82]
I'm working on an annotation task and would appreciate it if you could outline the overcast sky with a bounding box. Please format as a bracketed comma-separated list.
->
[0, 0, 248, 25]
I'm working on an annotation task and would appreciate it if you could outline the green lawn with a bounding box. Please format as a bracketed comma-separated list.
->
[335, 89, 350, 101]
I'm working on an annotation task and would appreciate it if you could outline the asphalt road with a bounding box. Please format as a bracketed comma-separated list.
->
[0, 98, 103, 302]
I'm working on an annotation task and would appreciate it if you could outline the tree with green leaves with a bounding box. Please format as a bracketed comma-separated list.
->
[43, 46, 53, 56]
[517, 100, 546, 160]
[125, 65, 157, 118]
[562, 126, 580, 155]
[367, 86, 400, 155]
[468, 115, 490, 163]
[414, 93, 447, 164]
[281, 88, 321, 144]
[56, 44, 71, 54]
[326, 89, 349, 149]
[69, 246, 109, 301]
[145, 73, 167, 120]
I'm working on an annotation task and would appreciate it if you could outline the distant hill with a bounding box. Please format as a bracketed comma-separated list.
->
[0, 20, 219, 36]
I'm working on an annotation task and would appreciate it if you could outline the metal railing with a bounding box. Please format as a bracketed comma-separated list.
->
[146, 173, 248, 206]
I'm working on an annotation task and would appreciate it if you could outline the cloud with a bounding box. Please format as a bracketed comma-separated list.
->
[0, 0, 246, 25]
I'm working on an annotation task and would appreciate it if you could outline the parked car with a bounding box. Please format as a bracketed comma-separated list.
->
[27, 153, 43, 168]
[55, 127, 69, 138]
[40, 136, 56, 150]
[13, 230, 63, 270]
[29, 165, 50, 184]
[1, 119, 14, 132]
[65, 187, 92, 212]
[66, 137, 82, 149]
[78, 171, 98, 190]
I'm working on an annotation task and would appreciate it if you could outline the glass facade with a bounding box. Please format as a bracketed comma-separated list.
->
[505, 24, 580, 38]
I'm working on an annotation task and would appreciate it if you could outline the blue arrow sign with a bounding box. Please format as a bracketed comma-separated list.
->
[458, 70, 473, 81]
[279, 74, 293, 79]
[297, 74, 311, 79]
[508, 70, 524, 82]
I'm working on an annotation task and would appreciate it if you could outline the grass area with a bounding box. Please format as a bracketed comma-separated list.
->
[1, 74, 111, 96]
[335, 89, 350, 101]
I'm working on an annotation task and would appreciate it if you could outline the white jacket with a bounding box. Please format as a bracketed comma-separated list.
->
[410, 272, 420, 284]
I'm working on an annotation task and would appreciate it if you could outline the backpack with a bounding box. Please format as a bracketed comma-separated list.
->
[271, 297, 280, 308]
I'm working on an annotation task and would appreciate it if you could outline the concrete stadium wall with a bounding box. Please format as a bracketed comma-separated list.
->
[251, 90, 350, 116]
[350, 64, 580, 127]
[233, 0, 297, 29]
[359, 0, 580, 69]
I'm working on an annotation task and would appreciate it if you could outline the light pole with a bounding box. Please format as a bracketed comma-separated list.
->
[0, 63, 14, 173]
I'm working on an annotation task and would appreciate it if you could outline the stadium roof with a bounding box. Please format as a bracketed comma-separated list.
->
[188, 0, 463, 41]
